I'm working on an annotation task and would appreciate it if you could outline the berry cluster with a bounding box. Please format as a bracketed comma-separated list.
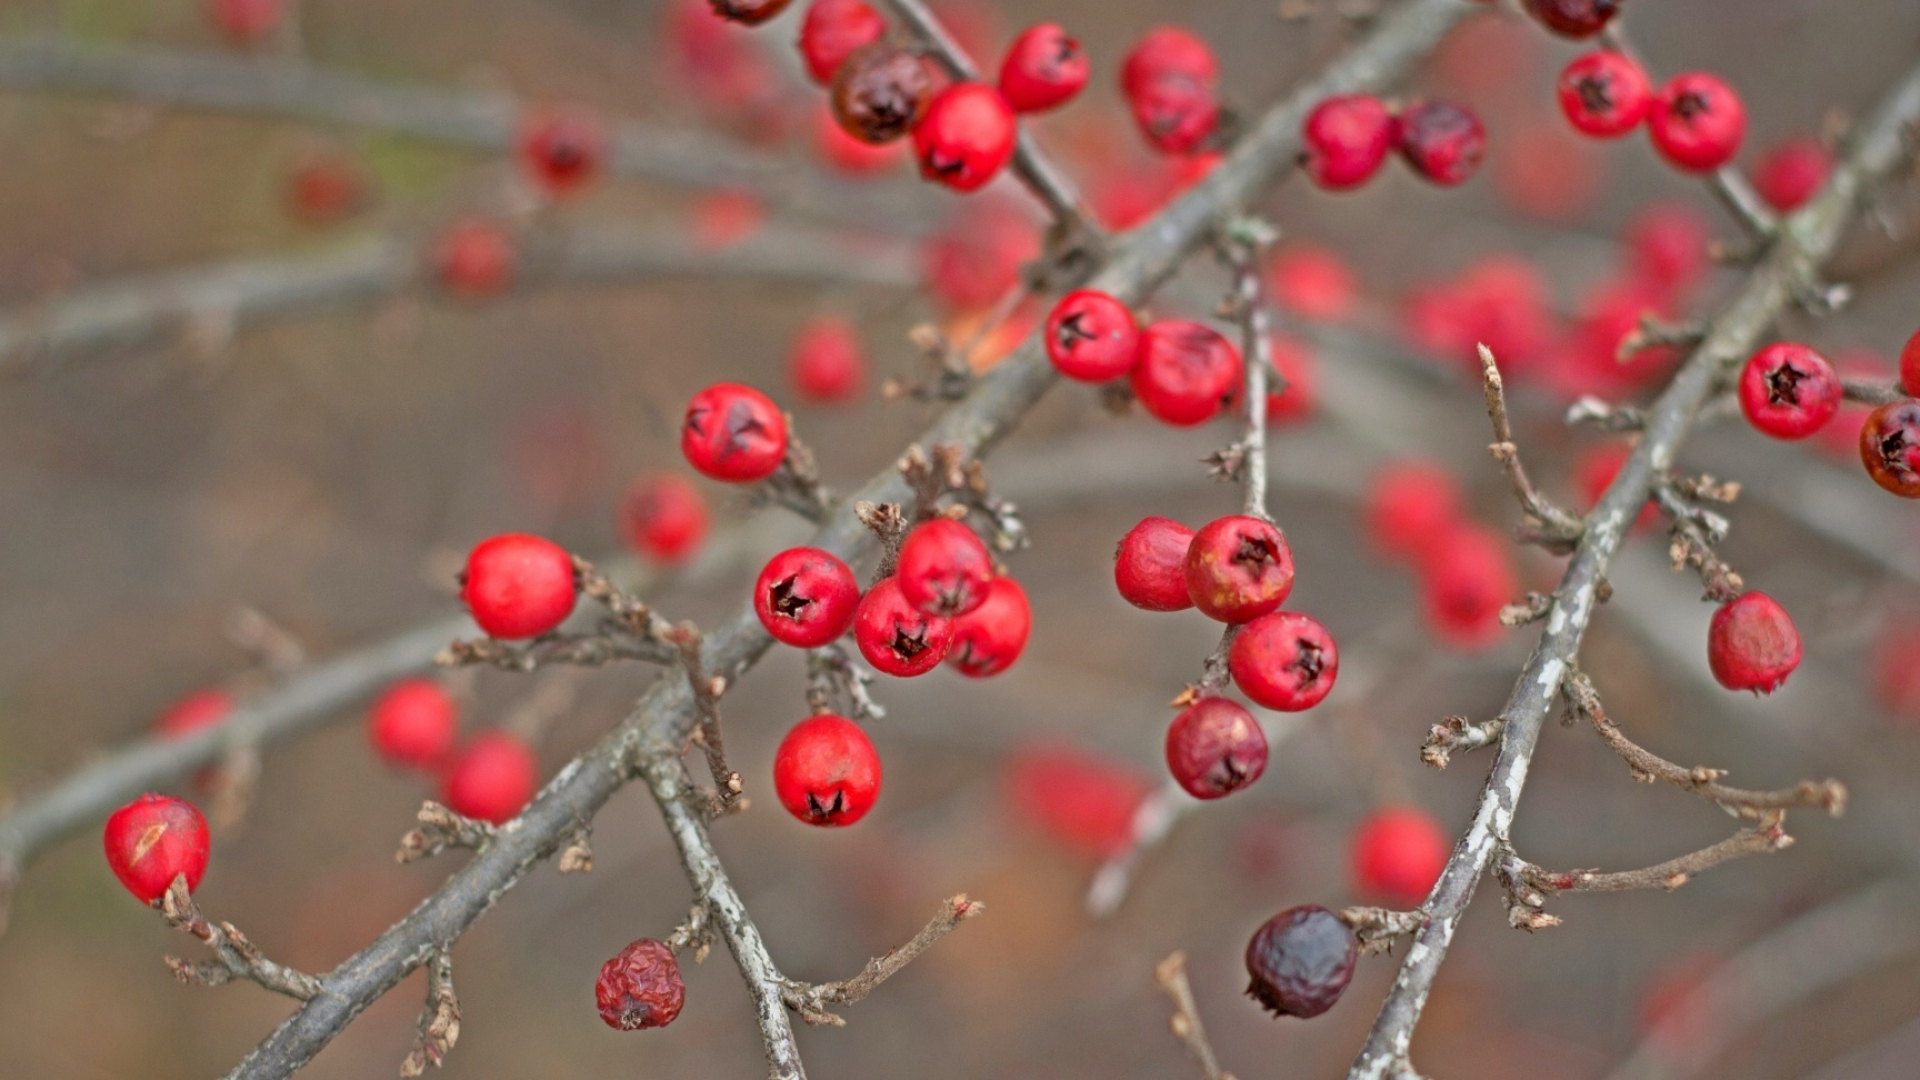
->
[1363, 461, 1518, 650]
[1556, 51, 1746, 173]
[1301, 94, 1487, 191]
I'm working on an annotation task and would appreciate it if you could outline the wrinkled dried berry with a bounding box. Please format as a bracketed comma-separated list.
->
[596, 938, 686, 1030]
[1245, 905, 1358, 1019]
[1860, 399, 1920, 498]
[1165, 697, 1267, 799]
[831, 43, 932, 145]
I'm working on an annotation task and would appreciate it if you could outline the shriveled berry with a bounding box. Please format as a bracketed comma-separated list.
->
[1420, 524, 1516, 650]
[1130, 319, 1243, 426]
[104, 793, 210, 903]
[367, 678, 458, 770]
[208, 0, 281, 44]
[1115, 517, 1196, 612]
[1707, 592, 1801, 694]
[754, 546, 860, 648]
[913, 82, 1018, 192]
[998, 23, 1087, 113]
[596, 938, 685, 1030]
[516, 108, 605, 198]
[1267, 245, 1355, 322]
[1351, 806, 1448, 905]
[773, 714, 881, 825]
[1165, 697, 1268, 799]
[461, 533, 578, 639]
[434, 218, 514, 298]
[442, 732, 539, 824]
[853, 576, 953, 676]
[1184, 515, 1294, 624]
[1860, 399, 1920, 498]
[1739, 343, 1840, 440]
[1364, 460, 1463, 566]
[681, 382, 789, 482]
[1120, 26, 1217, 97]
[789, 316, 867, 403]
[618, 473, 710, 564]
[831, 43, 933, 145]
[1649, 72, 1746, 173]
[815, 102, 905, 174]
[1393, 100, 1485, 187]
[947, 577, 1031, 677]
[1902, 329, 1920, 397]
[1751, 136, 1831, 213]
[1045, 289, 1139, 382]
[1128, 75, 1220, 156]
[708, 0, 793, 26]
[1229, 612, 1338, 712]
[1520, 0, 1618, 38]
[1557, 50, 1651, 138]
[1244, 905, 1357, 1019]
[1301, 95, 1392, 191]
[798, 0, 886, 86]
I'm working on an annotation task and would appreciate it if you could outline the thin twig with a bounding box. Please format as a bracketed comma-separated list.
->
[1223, 218, 1277, 520]
[1154, 952, 1237, 1080]
[395, 802, 497, 864]
[660, 624, 745, 817]
[160, 876, 322, 1001]
[781, 894, 984, 1026]
[1478, 343, 1585, 550]
[398, 945, 459, 1077]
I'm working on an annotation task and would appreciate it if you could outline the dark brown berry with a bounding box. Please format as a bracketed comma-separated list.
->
[1245, 905, 1357, 1019]
[830, 43, 933, 145]
[1521, 0, 1619, 39]
[596, 938, 686, 1031]
[708, 0, 793, 27]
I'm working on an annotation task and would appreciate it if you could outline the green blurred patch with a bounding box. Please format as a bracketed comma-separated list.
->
[356, 132, 471, 203]
[55, 0, 152, 41]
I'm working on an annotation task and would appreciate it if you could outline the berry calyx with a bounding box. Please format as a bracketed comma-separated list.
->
[1392, 100, 1486, 187]
[367, 678, 458, 770]
[460, 533, 578, 640]
[853, 576, 954, 676]
[1751, 136, 1832, 213]
[913, 82, 1018, 193]
[104, 793, 210, 903]
[1738, 342, 1841, 440]
[596, 939, 686, 1030]
[1364, 460, 1464, 566]
[1045, 289, 1139, 382]
[618, 473, 710, 564]
[798, 0, 887, 86]
[681, 382, 790, 482]
[1120, 27, 1217, 98]
[1128, 74, 1221, 156]
[815, 102, 906, 174]
[434, 218, 514, 298]
[1520, 0, 1618, 38]
[998, 23, 1088, 114]
[1129, 319, 1244, 426]
[1115, 517, 1197, 612]
[1184, 515, 1295, 625]
[1649, 72, 1746, 174]
[1351, 806, 1448, 906]
[1165, 697, 1268, 799]
[947, 576, 1031, 678]
[1557, 50, 1652, 138]
[773, 714, 882, 826]
[442, 732, 539, 824]
[1859, 399, 1920, 498]
[154, 688, 234, 741]
[1229, 612, 1339, 712]
[516, 108, 605, 198]
[1301, 95, 1393, 191]
[895, 518, 995, 617]
[831, 43, 933, 145]
[754, 546, 861, 648]
[708, 0, 794, 26]
[789, 316, 867, 403]
[1421, 524, 1516, 650]
[1244, 905, 1358, 1019]
[1707, 592, 1801, 694]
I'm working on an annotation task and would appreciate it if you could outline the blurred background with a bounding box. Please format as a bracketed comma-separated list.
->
[4, 1, 1920, 1078]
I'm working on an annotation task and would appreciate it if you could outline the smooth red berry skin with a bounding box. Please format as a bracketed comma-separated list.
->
[708, 0, 794, 26]
[947, 577, 1031, 678]
[998, 23, 1087, 113]
[516, 109, 605, 198]
[832, 44, 933, 145]
[798, 0, 886, 86]
[1902, 329, 1920, 397]
[1649, 73, 1746, 173]
[1751, 136, 1831, 213]
[1165, 697, 1268, 800]
[104, 793, 210, 903]
[1393, 101, 1485, 187]
[1184, 515, 1295, 625]
[754, 547, 860, 648]
[1739, 343, 1841, 440]
[1120, 26, 1217, 98]
[1364, 461, 1463, 566]
[367, 679, 458, 770]
[1229, 612, 1338, 712]
[1557, 50, 1651, 138]
[442, 732, 539, 824]
[1267, 245, 1356, 323]
[1115, 517, 1197, 612]
[681, 382, 789, 482]
[1521, 0, 1618, 38]
[1130, 320, 1243, 426]
[773, 714, 881, 826]
[1244, 905, 1358, 1019]
[461, 534, 578, 640]
[1421, 524, 1516, 650]
[853, 576, 954, 676]
[895, 518, 995, 617]
[596, 939, 685, 1030]
[1302, 95, 1393, 191]
[618, 474, 710, 564]
[1005, 744, 1150, 857]
[1128, 75, 1220, 156]
[913, 83, 1018, 192]
[1860, 400, 1920, 498]
[789, 316, 867, 403]
[208, 0, 281, 44]
[1045, 289, 1138, 382]
[155, 688, 234, 740]
[1707, 592, 1801, 694]
[1352, 806, 1449, 906]
[434, 219, 514, 298]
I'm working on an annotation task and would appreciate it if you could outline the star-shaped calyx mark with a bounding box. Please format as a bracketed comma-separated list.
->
[768, 574, 812, 621]
[806, 787, 848, 822]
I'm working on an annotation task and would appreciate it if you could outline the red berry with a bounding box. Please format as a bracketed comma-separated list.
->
[1420, 523, 1516, 650]
[1738, 342, 1841, 440]
[798, 0, 886, 85]
[1751, 136, 1831, 213]
[814, 103, 906, 174]
[460, 533, 578, 640]
[1364, 460, 1463, 565]
[367, 678, 458, 770]
[1229, 612, 1338, 712]
[104, 793, 210, 903]
[1302, 95, 1393, 191]
[442, 732, 539, 824]
[754, 546, 861, 648]
[1903, 329, 1920, 397]
[789, 316, 867, 403]
[618, 473, 710, 564]
[1115, 516, 1197, 612]
[1351, 806, 1449, 906]
[708, 0, 794, 26]
[921, 202, 1039, 311]
[155, 688, 234, 740]
[1266, 245, 1356, 322]
[1128, 75, 1220, 156]
[1244, 905, 1358, 1019]
[1392, 100, 1486, 187]
[208, 0, 281, 44]
[1871, 620, 1920, 721]
[773, 714, 882, 826]
[947, 576, 1031, 678]
[286, 154, 369, 225]
[1165, 697, 1268, 799]
[1184, 515, 1295, 624]
[1860, 399, 1920, 498]
[1626, 202, 1713, 304]
[1520, 0, 1618, 38]
[853, 576, 954, 676]
[1557, 50, 1652, 138]
[1004, 743, 1150, 857]
[1045, 289, 1139, 382]
[998, 23, 1087, 113]
[831, 43, 933, 145]
[895, 518, 995, 617]
[1120, 26, 1217, 97]
[681, 382, 789, 483]
[517, 108, 605, 198]
[914, 83, 1018, 192]
[666, 0, 777, 118]
[1707, 592, 1801, 694]
[1129, 319, 1243, 426]
[434, 218, 514, 298]
[691, 188, 766, 250]
[1649, 73, 1746, 174]
[1260, 336, 1318, 424]
[1636, 951, 1722, 1046]
[596, 938, 686, 1030]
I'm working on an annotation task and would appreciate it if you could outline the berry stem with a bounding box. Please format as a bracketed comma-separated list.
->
[1153, 951, 1234, 1080]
